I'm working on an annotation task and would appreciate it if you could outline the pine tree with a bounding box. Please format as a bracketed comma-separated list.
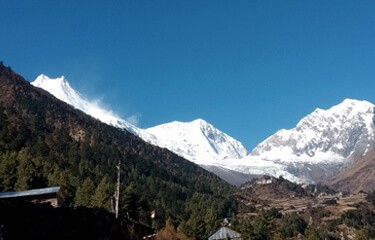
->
[75, 177, 95, 206]
[155, 219, 191, 240]
[155, 219, 177, 240]
[14, 149, 36, 190]
[239, 219, 254, 240]
[204, 207, 218, 234]
[92, 175, 112, 209]
[185, 214, 206, 240]
[121, 183, 141, 220]
[279, 212, 307, 238]
[0, 151, 18, 191]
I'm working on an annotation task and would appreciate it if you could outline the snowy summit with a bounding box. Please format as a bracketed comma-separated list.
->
[146, 119, 248, 164]
[31, 75, 248, 165]
[31, 75, 375, 185]
[220, 98, 375, 183]
[32, 74, 138, 131]
[250, 98, 375, 163]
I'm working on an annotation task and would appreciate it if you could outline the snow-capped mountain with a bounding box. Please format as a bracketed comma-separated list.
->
[31, 75, 248, 166]
[31, 74, 375, 185]
[32, 74, 140, 133]
[146, 119, 248, 164]
[250, 99, 375, 163]
[220, 99, 375, 183]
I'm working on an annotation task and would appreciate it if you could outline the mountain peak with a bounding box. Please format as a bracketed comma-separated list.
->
[146, 119, 248, 164]
[329, 98, 374, 115]
[31, 74, 248, 166]
[31, 72, 375, 186]
[341, 98, 373, 106]
[245, 98, 375, 183]
[34, 74, 67, 86]
[31, 75, 138, 132]
[310, 99, 374, 116]
[32, 74, 78, 106]
[192, 118, 216, 130]
[192, 118, 208, 125]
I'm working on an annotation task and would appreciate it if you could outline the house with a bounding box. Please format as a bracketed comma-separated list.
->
[207, 227, 242, 240]
[0, 186, 63, 207]
[222, 217, 231, 226]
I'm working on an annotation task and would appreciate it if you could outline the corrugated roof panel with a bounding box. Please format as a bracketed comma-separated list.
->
[0, 186, 61, 199]
[208, 227, 242, 240]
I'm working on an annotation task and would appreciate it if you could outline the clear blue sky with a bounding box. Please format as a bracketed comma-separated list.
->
[1, 1, 375, 150]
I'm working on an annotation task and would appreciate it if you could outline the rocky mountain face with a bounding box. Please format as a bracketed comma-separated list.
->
[248, 99, 375, 183]
[250, 99, 375, 163]
[328, 147, 375, 193]
[214, 99, 375, 185]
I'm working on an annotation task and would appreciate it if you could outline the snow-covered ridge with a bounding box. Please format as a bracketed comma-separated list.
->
[31, 74, 375, 185]
[32, 74, 139, 132]
[146, 119, 248, 164]
[201, 98, 375, 184]
[31, 74, 248, 165]
[250, 99, 375, 163]
[228, 98, 375, 183]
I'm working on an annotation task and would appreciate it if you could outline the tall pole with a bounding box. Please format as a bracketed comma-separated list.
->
[115, 160, 120, 219]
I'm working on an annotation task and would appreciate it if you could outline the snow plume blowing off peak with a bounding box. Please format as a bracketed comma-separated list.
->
[33, 75, 375, 185]
[31, 74, 248, 167]
[31, 74, 139, 132]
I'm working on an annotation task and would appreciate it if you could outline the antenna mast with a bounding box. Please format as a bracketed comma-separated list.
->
[115, 160, 120, 219]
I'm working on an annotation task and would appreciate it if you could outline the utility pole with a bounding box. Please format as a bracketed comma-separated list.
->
[115, 160, 120, 219]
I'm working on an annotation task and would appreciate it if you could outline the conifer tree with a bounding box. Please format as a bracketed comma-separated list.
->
[75, 177, 95, 206]
[15, 149, 36, 190]
[155, 219, 190, 240]
[92, 175, 112, 209]
[0, 151, 18, 191]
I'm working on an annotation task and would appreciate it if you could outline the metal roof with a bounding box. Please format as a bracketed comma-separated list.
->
[0, 186, 61, 199]
[207, 227, 242, 240]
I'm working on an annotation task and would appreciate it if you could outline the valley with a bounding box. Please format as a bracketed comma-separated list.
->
[233, 176, 375, 239]
[2, 1, 375, 239]
[1, 62, 375, 239]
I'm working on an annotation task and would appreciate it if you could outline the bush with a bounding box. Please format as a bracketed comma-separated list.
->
[279, 213, 307, 238]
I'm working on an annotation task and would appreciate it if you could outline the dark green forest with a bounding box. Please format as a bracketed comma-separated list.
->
[0, 63, 237, 239]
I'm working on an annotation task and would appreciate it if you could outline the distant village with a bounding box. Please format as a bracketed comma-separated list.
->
[1, 176, 374, 239]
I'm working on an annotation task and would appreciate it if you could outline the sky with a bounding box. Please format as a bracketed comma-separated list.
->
[1, 1, 375, 150]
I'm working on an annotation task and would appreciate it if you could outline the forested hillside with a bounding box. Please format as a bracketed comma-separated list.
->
[0, 62, 237, 238]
